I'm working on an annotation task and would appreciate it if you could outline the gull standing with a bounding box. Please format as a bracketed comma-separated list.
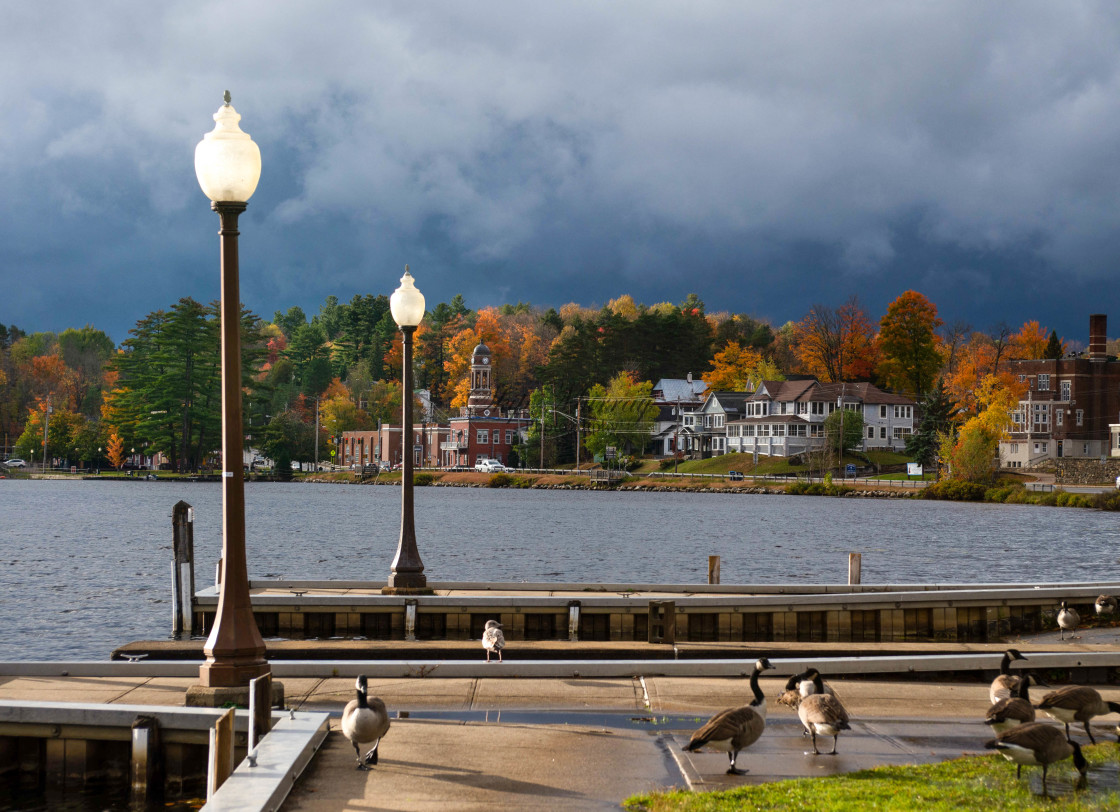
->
[483, 619, 505, 662]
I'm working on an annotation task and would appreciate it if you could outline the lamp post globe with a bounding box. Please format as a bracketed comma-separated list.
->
[384, 266, 431, 594]
[189, 92, 271, 700]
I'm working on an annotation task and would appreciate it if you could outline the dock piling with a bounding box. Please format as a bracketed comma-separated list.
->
[130, 714, 162, 804]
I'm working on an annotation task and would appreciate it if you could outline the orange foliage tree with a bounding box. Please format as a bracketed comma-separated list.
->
[877, 291, 943, 398]
[793, 297, 879, 382]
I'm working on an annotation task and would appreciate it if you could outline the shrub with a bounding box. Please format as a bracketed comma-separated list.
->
[413, 473, 435, 486]
[487, 472, 512, 488]
[658, 457, 678, 471]
[920, 480, 987, 501]
[1093, 490, 1120, 511]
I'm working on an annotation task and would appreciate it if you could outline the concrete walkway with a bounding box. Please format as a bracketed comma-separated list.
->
[1, 671, 1089, 810]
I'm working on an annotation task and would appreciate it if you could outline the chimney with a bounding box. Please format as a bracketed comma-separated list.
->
[1089, 314, 1107, 362]
[686, 371, 693, 384]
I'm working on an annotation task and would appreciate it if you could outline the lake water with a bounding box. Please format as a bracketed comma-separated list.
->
[2, 480, 1118, 660]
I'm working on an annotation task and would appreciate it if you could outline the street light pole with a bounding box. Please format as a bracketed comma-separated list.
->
[384, 267, 431, 594]
[188, 92, 271, 702]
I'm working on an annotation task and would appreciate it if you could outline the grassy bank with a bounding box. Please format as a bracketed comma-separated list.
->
[625, 746, 1120, 811]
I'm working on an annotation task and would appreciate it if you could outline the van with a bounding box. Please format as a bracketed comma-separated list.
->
[475, 458, 508, 473]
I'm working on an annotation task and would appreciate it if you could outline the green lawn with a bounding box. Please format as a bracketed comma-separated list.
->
[625, 746, 1120, 811]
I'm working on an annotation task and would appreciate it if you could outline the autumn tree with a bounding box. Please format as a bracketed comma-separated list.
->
[941, 376, 1016, 484]
[1009, 321, 1048, 360]
[877, 290, 943, 399]
[706, 342, 783, 391]
[793, 297, 878, 382]
[584, 373, 658, 459]
[106, 430, 125, 470]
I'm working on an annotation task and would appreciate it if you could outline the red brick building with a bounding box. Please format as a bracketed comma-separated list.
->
[441, 342, 531, 468]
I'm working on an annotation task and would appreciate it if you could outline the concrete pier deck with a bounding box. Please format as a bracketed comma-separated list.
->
[5, 630, 1120, 809]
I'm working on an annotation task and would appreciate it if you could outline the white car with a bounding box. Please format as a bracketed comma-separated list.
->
[474, 459, 508, 473]
[4, 458, 26, 468]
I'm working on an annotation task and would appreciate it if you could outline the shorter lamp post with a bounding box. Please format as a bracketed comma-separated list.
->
[384, 267, 431, 594]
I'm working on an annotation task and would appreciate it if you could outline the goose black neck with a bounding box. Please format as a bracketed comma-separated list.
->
[1018, 679, 1031, 702]
[811, 671, 824, 693]
[749, 665, 764, 704]
[356, 681, 369, 709]
[999, 652, 1011, 675]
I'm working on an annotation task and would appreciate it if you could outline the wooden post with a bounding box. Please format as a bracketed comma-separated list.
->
[207, 708, 235, 799]
[708, 555, 721, 585]
[849, 553, 862, 586]
[567, 601, 581, 641]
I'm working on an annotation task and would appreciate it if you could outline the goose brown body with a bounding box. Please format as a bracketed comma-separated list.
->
[985, 674, 1037, 735]
[684, 658, 773, 775]
[1058, 601, 1080, 640]
[1036, 684, 1120, 744]
[985, 722, 1087, 783]
[341, 675, 390, 769]
[796, 671, 851, 755]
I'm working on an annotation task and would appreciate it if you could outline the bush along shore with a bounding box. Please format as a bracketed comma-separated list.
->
[303, 470, 1120, 509]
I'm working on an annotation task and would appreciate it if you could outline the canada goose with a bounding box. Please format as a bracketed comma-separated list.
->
[1096, 595, 1117, 617]
[1036, 684, 1120, 744]
[985, 722, 1087, 784]
[482, 619, 505, 662]
[684, 657, 774, 775]
[797, 670, 851, 755]
[989, 649, 1028, 704]
[341, 675, 390, 770]
[985, 674, 1040, 735]
[1058, 601, 1080, 640]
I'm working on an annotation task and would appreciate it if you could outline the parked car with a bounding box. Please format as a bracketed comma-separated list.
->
[474, 459, 509, 473]
[4, 458, 26, 468]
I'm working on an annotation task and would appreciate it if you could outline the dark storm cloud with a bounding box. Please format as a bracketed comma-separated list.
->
[2, 2, 1120, 343]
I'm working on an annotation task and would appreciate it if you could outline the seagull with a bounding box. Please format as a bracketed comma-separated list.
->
[341, 675, 390, 770]
[483, 619, 505, 662]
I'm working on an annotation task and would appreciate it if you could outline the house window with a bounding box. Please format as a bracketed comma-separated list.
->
[880, 405, 888, 418]
[892, 427, 912, 440]
[1019, 374, 1026, 382]
[880, 427, 887, 439]
[477, 429, 489, 444]
[1056, 410, 1063, 426]
[1033, 405, 1049, 426]
[1076, 409, 1084, 426]
[811, 402, 825, 415]
[1010, 443, 1018, 453]
[798, 402, 809, 414]
[1083, 443, 1090, 455]
[773, 424, 786, 437]
[505, 431, 513, 444]
[714, 415, 724, 428]
[1038, 374, 1050, 391]
[894, 405, 912, 419]
[1060, 381, 1071, 401]
[867, 427, 874, 439]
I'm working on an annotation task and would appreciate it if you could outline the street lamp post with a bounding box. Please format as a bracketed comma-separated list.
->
[384, 267, 431, 594]
[188, 92, 272, 702]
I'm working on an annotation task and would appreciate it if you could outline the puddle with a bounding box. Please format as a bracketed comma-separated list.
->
[1022, 763, 1120, 800]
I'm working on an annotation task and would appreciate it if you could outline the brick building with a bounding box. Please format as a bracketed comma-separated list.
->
[441, 341, 531, 468]
[1001, 314, 1120, 468]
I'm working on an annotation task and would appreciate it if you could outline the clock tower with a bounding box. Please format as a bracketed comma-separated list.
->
[466, 342, 496, 416]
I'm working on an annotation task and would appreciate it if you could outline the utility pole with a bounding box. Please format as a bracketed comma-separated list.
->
[575, 398, 581, 472]
[42, 394, 52, 470]
[313, 395, 320, 471]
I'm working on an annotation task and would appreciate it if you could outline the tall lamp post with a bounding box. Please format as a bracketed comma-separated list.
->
[188, 92, 272, 702]
[384, 267, 431, 594]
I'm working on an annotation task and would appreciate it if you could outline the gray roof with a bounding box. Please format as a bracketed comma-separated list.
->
[652, 377, 709, 403]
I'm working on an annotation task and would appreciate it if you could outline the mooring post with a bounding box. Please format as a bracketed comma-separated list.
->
[131, 714, 162, 805]
[567, 600, 581, 641]
[404, 599, 418, 642]
[206, 708, 235, 800]
[849, 552, 862, 586]
[172, 502, 195, 636]
[708, 555, 721, 585]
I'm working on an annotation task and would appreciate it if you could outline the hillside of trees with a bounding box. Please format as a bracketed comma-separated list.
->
[0, 289, 1080, 479]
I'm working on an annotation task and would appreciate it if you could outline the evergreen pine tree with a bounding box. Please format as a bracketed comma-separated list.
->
[1044, 330, 1062, 360]
[905, 377, 960, 468]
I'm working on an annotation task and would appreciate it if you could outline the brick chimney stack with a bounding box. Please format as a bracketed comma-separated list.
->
[1089, 313, 1107, 362]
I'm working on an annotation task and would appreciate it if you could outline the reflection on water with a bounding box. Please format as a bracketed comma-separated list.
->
[2, 480, 1119, 660]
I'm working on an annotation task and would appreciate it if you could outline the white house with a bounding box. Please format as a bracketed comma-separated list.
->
[726, 379, 916, 458]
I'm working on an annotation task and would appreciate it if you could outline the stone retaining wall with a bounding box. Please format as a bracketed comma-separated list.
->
[1056, 458, 1120, 486]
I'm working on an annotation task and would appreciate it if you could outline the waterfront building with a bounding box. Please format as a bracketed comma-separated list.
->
[649, 374, 710, 457]
[726, 379, 917, 458]
[442, 342, 532, 468]
[1002, 314, 1120, 468]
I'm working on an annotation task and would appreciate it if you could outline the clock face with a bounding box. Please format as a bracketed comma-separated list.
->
[483, 358, 489, 364]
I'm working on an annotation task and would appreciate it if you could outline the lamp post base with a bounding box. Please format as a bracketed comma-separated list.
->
[185, 681, 285, 709]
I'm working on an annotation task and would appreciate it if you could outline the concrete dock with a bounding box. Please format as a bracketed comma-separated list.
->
[5, 628, 1120, 810]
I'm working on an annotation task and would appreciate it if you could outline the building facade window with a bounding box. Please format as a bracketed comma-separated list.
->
[880, 426, 887, 439]
[1056, 410, 1063, 426]
[477, 429, 488, 444]
[1038, 374, 1050, 391]
[1061, 381, 1071, 401]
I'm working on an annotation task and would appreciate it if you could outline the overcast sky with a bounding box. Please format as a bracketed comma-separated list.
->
[3, 2, 1120, 346]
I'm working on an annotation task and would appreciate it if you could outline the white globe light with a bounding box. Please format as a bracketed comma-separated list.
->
[390, 266, 426, 327]
[195, 92, 261, 203]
